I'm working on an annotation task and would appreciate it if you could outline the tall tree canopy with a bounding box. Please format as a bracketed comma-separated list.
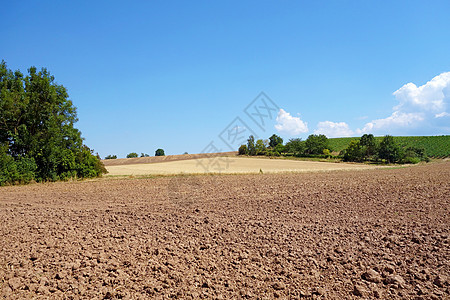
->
[0, 61, 106, 185]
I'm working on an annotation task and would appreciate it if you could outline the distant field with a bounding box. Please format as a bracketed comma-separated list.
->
[105, 157, 381, 176]
[329, 135, 450, 157]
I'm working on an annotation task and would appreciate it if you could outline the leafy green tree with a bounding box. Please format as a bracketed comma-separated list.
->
[238, 144, 248, 155]
[255, 139, 266, 155]
[285, 138, 305, 156]
[127, 152, 138, 158]
[105, 155, 117, 159]
[378, 135, 401, 163]
[269, 134, 283, 148]
[274, 143, 286, 154]
[305, 134, 329, 155]
[155, 149, 165, 156]
[343, 140, 364, 162]
[247, 135, 256, 156]
[360, 134, 377, 157]
[0, 61, 105, 185]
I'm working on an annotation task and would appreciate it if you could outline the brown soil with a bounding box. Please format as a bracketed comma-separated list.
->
[102, 152, 238, 166]
[0, 162, 449, 299]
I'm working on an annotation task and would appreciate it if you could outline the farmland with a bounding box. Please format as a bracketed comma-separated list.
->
[328, 135, 450, 157]
[104, 156, 382, 176]
[0, 161, 449, 298]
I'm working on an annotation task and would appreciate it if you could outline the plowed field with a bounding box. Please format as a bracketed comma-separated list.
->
[0, 162, 449, 299]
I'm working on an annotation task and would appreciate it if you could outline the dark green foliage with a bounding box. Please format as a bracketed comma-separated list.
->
[378, 135, 402, 163]
[140, 153, 150, 157]
[247, 135, 256, 156]
[329, 135, 449, 158]
[360, 134, 377, 157]
[155, 149, 165, 156]
[255, 139, 267, 155]
[0, 61, 106, 185]
[238, 144, 248, 155]
[273, 143, 286, 155]
[105, 155, 117, 159]
[240, 133, 432, 164]
[269, 134, 283, 148]
[127, 152, 138, 158]
[285, 138, 305, 156]
[342, 140, 364, 162]
[0, 144, 37, 185]
[305, 134, 328, 155]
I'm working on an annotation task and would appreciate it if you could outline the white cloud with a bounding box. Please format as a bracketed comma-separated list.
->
[358, 72, 450, 134]
[314, 121, 354, 137]
[435, 112, 450, 118]
[357, 112, 424, 134]
[274, 109, 308, 135]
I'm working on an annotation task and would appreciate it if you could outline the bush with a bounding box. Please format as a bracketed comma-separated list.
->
[105, 155, 117, 159]
[126, 152, 138, 158]
[401, 156, 421, 164]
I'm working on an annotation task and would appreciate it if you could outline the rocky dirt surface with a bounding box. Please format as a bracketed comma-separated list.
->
[0, 162, 449, 299]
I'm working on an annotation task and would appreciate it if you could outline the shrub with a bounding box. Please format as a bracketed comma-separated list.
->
[105, 155, 117, 159]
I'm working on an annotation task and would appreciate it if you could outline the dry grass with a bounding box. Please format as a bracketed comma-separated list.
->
[105, 156, 383, 176]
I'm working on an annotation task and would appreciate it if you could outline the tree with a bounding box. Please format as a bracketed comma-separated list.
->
[274, 143, 286, 155]
[378, 135, 401, 163]
[360, 134, 377, 157]
[0, 61, 105, 185]
[105, 155, 117, 159]
[343, 140, 364, 162]
[269, 134, 283, 148]
[305, 134, 328, 155]
[155, 149, 165, 156]
[285, 138, 305, 156]
[247, 135, 256, 156]
[255, 139, 266, 155]
[127, 152, 138, 158]
[238, 144, 248, 155]
[140, 153, 149, 157]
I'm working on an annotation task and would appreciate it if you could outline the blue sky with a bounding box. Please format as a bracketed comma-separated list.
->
[2, 1, 450, 157]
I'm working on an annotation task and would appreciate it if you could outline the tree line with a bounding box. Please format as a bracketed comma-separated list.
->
[0, 61, 106, 185]
[239, 133, 428, 164]
[105, 148, 165, 159]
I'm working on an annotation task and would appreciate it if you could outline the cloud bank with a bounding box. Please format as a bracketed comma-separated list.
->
[358, 72, 450, 135]
[275, 109, 308, 135]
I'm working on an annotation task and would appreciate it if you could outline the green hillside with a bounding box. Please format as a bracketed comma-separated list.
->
[329, 135, 450, 157]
